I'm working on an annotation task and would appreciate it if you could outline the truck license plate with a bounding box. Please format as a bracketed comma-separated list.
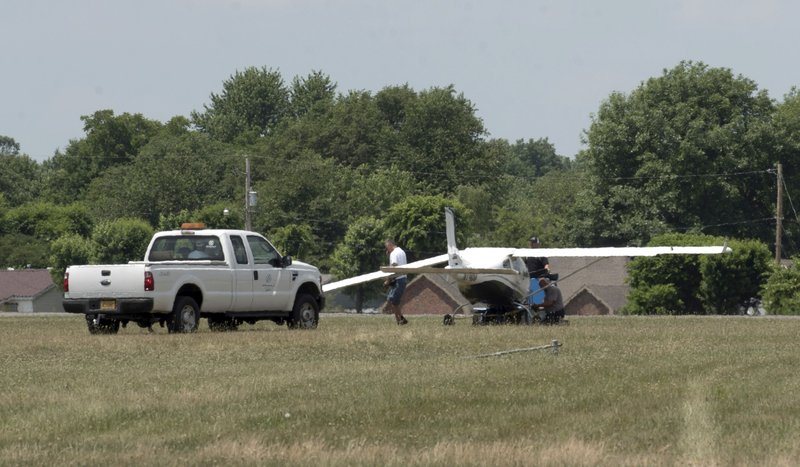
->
[100, 300, 116, 311]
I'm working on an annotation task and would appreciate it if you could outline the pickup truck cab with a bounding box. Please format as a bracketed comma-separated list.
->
[63, 224, 324, 334]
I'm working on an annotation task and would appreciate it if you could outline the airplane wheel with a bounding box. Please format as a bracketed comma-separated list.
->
[443, 314, 454, 326]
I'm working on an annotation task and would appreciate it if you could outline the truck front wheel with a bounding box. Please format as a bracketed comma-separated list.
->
[288, 294, 319, 329]
[169, 297, 200, 333]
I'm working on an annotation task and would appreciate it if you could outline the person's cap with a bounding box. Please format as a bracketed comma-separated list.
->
[529, 236, 540, 243]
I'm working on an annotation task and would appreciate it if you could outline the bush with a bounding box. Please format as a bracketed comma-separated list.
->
[626, 233, 771, 314]
[622, 284, 684, 315]
[761, 260, 800, 315]
[49, 233, 95, 285]
[91, 218, 153, 264]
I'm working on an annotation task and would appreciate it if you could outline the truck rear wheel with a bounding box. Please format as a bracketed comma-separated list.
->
[169, 296, 200, 333]
[86, 315, 120, 334]
[288, 294, 319, 329]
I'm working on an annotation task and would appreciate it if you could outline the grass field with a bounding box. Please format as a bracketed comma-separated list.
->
[2, 313, 800, 466]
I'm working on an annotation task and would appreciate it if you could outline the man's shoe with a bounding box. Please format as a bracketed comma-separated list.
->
[399, 318, 408, 325]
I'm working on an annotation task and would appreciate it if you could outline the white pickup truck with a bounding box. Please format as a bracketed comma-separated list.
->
[63, 224, 324, 334]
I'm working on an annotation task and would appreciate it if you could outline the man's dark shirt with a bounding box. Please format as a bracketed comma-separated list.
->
[526, 256, 549, 278]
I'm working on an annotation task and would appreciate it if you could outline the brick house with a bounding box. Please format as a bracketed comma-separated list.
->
[394, 274, 472, 315]
[550, 257, 631, 315]
[564, 285, 629, 315]
[0, 269, 63, 313]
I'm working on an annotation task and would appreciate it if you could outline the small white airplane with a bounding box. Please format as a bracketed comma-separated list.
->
[323, 208, 732, 321]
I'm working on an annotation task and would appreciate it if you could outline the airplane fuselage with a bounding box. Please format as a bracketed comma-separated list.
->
[445, 248, 530, 307]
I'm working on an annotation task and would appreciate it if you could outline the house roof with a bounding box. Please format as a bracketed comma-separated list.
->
[412, 274, 471, 306]
[549, 256, 630, 301]
[0, 269, 57, 302]
[567, 285, 630, 312]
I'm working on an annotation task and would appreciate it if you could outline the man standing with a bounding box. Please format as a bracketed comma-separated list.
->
[524, 236, 550, 279]
[384, 239, 409, 325]
[525, 236, 550, 310]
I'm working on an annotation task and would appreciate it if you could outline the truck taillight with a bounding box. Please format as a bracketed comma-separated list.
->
[144, 271, 154, 291]
[63, 272, 69, 292]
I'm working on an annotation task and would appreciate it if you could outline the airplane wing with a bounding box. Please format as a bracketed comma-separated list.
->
[322, 254, 449, 292]
[510, 245, 732, 257]
[382, 266, 519, 275]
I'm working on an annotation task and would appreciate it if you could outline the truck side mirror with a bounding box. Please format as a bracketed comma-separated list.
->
[281, 255, 293, 268]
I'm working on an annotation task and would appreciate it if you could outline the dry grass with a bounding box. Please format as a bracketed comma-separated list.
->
[1, 313, 800, 466]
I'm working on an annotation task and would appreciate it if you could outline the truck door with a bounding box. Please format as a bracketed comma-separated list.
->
[247, 235, 293, 311]
[230, 235, 254, 311]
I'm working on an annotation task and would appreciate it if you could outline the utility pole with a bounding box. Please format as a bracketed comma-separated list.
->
[775, 162, 783, 265]
[245, 158, 252, 231]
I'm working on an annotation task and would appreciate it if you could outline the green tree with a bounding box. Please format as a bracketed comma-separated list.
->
[249, 149, 352, 249]
[83, 130, 238, 225]
[0, 135, 20, 155]
[505, 137, 571, 179]
[345, 167, 422, 219]
[573, 61, 776, 247]
[194, 203, 243, 230]
[375, 84, 417, 130]
[91, 218, 153, 264]
[383, 195, 469, 259]
[3, 202, 92, 241]
[269, 223, 318, 263]
[0, 149, 41, 207]
[330, 216, 386, 313]
[41, 110, 162, 202]
[771, 89, 800, 257]
[399, 86, 488, 192]
[290, 70, 337, 118]
[0, 234, 49, 269]
[321, 90, 389, 168]
[192, 66, 290, 144]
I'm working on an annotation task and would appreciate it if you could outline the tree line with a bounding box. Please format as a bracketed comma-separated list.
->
[2, 61, 800, 314]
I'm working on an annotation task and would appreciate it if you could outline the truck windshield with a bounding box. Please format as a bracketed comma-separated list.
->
[148, 235, 225, 261]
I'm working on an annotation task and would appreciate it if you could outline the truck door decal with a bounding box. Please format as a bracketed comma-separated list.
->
[262, 272, 277, 290]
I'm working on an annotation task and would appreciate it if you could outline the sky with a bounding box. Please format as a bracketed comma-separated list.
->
[4, 0, 800, 162]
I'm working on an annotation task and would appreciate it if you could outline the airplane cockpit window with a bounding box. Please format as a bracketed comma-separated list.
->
[247, 235, 280, 266]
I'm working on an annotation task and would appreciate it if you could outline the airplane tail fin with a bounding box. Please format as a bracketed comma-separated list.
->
[445, 207, 461, 267]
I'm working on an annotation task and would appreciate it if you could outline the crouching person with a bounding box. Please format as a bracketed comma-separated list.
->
[536, 277, 565, 324]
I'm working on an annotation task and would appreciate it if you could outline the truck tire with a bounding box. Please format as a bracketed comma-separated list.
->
[86, 315, 120, 335]
[169, 296, 200, 333]
[288, 294, 319, 329]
